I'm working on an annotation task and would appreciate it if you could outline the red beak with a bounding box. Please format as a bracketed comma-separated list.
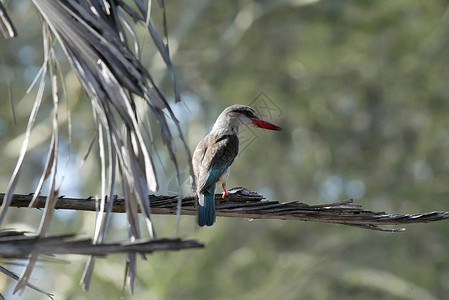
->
[251, 118, 282, 131]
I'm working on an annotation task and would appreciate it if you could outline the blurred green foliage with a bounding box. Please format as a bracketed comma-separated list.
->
[1, 0, 449, 299]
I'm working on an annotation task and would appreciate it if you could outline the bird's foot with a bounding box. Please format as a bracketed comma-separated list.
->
[222, 183, 228, 198]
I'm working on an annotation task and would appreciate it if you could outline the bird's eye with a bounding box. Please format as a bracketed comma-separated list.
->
[231, 108, 257, 119]
[245, 111, 256, 118]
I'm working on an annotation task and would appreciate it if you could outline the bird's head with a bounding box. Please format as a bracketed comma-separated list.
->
[212, 104, 282, 134]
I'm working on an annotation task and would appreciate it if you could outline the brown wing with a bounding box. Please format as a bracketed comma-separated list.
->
[192, 134, 239, 192]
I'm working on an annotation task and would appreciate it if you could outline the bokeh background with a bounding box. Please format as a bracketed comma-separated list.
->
[1, 0, 449, 299]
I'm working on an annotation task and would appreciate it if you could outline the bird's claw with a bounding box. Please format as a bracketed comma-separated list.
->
[222, 183, 228, 198]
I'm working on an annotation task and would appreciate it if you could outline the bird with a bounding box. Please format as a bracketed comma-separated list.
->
[192, 104, 282, 226]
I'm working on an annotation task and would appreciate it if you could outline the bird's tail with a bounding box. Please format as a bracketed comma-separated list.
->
[198, 186, 215, 226]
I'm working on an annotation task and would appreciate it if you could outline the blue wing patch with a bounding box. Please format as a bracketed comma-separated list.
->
[200, 160, 234, 193]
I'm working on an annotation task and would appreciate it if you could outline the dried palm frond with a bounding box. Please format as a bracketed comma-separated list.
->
[0, 1, 16, 39]
[0, 231, 203, 258]
[0, 0, 193, 294]
[0, 229, 203, 299]
[4, 189, 449, 232]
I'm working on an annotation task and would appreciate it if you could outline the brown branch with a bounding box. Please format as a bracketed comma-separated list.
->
[4, 187, 449, 232]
